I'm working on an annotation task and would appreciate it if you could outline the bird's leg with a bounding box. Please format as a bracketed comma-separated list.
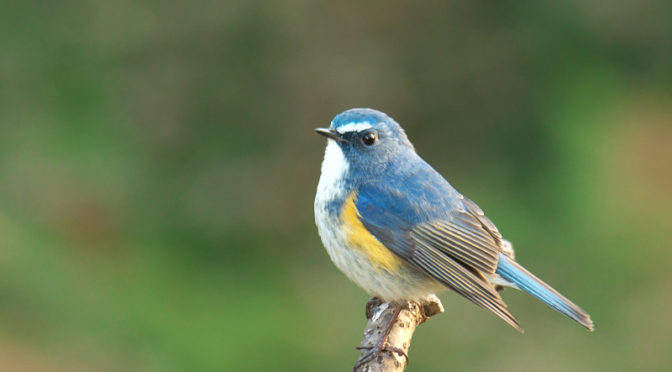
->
[353, 302, 408, 371]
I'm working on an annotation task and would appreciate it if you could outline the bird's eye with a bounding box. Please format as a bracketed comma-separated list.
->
[362, 131, 378, 146]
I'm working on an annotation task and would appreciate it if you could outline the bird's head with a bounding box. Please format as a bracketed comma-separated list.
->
[315, 108, 414, 175]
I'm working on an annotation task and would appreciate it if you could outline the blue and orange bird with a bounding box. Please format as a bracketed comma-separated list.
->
[314, 108, 594, 340]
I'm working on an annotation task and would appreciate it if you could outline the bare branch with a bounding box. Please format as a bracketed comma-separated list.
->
[353, 295, 444, 372]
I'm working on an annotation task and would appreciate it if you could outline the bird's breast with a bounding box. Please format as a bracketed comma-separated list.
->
[315, 188, 441, 301]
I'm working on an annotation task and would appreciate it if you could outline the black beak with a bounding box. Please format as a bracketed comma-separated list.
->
[314, 128, 343, 142]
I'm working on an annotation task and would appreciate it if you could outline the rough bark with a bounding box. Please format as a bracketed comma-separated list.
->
[353, 295, 444, 372]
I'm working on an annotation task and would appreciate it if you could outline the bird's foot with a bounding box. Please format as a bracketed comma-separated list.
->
[353, 342, 408, 371]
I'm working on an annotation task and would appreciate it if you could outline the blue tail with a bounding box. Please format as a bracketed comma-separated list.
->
[495, 253, 594, 331]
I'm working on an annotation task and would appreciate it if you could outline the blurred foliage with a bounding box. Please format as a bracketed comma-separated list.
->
[1, 0, 671, 371]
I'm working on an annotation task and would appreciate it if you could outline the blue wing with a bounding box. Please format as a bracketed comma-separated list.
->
[355, 165, 522, 331]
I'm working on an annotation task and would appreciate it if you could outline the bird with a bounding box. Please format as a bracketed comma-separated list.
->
[313, 108, 594, 345]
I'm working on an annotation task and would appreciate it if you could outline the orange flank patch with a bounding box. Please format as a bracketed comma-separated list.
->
[340, 193, 402, 272]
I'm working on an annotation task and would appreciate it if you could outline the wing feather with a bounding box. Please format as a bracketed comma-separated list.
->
[410, 241, 521, 331]
[412, 225, 495, 274]
[413, 221, 497, 273]
[410, 205, 502, 275]
[461, 195, 502, 244]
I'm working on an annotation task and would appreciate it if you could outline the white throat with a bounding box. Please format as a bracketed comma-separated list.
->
[316, 139, 349, 205]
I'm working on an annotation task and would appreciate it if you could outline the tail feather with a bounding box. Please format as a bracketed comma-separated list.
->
[495, 253, 594, 331]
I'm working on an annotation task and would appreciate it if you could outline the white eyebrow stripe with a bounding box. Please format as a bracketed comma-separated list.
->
[335, 122, 373, 134]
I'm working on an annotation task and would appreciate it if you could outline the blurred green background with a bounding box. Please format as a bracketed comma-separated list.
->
[1, 1, 671, 371]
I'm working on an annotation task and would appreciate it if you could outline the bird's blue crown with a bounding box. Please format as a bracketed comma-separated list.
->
[330, 108, 412, 147]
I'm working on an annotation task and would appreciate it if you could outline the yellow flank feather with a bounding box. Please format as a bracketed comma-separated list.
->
[340, 192, 402, 272]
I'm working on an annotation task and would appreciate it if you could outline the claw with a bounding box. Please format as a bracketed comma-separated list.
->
[353, 303, 408, 371]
